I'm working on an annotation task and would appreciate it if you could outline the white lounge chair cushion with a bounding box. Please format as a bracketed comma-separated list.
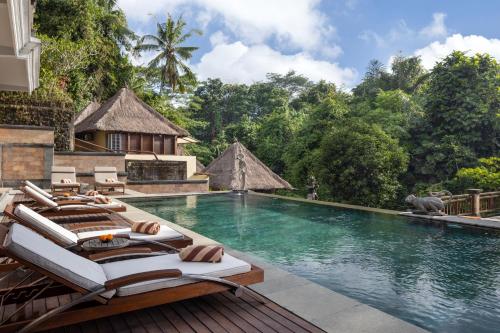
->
[4, 224, 110, 293]
[25, 180, 53, 199]
[24, 186, 58, 208]
[77, 225, 184, 241]
[101, 253, 251, 296]
[58, 203, 123, 210]
[52, 182, 81, 187]
[95, 181, 126, 186]
[14, 204, 78, 246]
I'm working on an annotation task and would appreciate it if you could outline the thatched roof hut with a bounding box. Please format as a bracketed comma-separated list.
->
[74, 101, 101, 126]
[204, 142, 293, 191]
[75, 88, 188, 136]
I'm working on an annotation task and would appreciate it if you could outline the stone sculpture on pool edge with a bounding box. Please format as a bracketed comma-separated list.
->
[405, 194, 446, 215]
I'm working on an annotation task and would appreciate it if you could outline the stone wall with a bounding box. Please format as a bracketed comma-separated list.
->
[54, 152, 126, 185]
[127, 180, 209, 194]
[0, 95, 74, 151]
[126, 160, 187, 181]
[0, 125, 54, 187]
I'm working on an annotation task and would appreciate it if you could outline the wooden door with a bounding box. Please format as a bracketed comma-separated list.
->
[129, 134, 141, 152]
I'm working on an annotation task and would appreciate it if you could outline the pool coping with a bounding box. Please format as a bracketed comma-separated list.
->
[113, 196, 428, 333]
[249, 191, 402, 215]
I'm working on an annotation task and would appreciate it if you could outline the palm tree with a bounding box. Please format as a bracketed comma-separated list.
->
[134, 14, 201, 93]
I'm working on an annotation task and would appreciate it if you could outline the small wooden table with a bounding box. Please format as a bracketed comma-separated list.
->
[81, 238, 130, 252]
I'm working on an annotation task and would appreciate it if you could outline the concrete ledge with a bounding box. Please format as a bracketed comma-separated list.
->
[250, 191, 401, 215]
[0, 124, 53, 130]
[127, 179, 208, 185]
[400, 212, 500, 233]
[55, 151, 126, 156]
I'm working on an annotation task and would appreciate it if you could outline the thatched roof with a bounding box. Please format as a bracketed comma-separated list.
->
[75, 88, 189, 136]
[74, 101, 101, 126]
[196, 159, 205, 173]
[204, 142, 293, 191]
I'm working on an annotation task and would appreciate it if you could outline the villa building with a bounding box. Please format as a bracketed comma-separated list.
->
[74, 88, 190, 155]
[0, 0, 40, 92]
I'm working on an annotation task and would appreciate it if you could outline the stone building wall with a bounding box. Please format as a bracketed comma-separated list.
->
[0, 125, 54, 187]
[127, 180, 209, 194]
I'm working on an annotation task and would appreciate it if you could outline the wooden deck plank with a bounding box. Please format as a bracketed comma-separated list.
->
[171, 302, 211, 333]
[241, 293, 324, 333]
[181, 299, 229, 333]
[147, 307, 179, 333]
[158, 305, 196, 333]
[195, 296, 245, 333]
[211, 293, 276, 333]
[217, 293, 294, 333]
[32, 291, 325, 333]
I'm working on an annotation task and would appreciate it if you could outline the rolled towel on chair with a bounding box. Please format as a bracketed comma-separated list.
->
[61, 178, 73, 183]
[85, 190, 100, 196]
[94, 195, 112, 204]
[131, 221, 161, 235]
[105, 178, 118, 183]
[179, 245, 224, 263]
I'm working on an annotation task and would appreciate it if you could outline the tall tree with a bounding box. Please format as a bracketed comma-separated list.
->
[135, 14, 201, 93]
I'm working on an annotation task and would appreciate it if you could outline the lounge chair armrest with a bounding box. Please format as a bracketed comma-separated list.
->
[88, 247, 153, 262]
[77, 233, 131, 245]
[105, 269, 182, 290]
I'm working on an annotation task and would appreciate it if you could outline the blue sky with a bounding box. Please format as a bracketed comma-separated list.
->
[118, 0, 500, 88]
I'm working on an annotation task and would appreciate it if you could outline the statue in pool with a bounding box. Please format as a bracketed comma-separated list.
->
[405, 194, 446, 215]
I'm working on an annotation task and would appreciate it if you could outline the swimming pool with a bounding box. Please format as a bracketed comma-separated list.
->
[123, 193, 500, 333]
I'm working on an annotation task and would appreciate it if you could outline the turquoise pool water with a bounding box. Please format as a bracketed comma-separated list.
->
[124, 193, 500, 332]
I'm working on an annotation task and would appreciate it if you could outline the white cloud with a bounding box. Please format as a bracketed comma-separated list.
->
[192, 41, 357, 88]
[359, 19, 414, 48]
[414, 34, 500, 69]
[118, 0, 337, 52]
[209, 31, 229, 46]
[419, 12, 448, 38]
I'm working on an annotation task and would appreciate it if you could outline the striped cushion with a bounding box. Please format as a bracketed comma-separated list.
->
[94, 196, 112, 204]
[179, 245, 224, 263]
[61, 178, 72, 183]
[85, 190, 100, 196]
[131, 221, 160, 235]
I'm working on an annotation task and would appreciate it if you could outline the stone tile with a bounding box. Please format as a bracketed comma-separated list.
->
[316, 303, 427, 333]
[265, 283, 361, 320]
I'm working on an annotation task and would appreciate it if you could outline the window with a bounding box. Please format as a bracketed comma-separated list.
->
[107, 133, 122, 152]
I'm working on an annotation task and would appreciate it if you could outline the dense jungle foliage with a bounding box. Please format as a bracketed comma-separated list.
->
[8, 0, 500, 208]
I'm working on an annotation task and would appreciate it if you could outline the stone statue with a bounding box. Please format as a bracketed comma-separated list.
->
[235, 152, 247, 192]
[405, 194, 446, 215]
[307, 175, 319, 200]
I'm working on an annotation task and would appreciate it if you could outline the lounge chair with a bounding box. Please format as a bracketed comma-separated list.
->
[5, 204, 189, 250]
[50, 166, 80, 194]
[0, 223, 263, 332]
[94, 166, 126, 194]
[20, 185, 126, 216]
[25, 180, 102, 203]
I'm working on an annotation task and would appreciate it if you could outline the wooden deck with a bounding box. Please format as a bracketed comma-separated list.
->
[39, 291, 324, 333]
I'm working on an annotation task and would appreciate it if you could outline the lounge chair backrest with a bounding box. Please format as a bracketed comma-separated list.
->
[14, 204, 78, 246]
[3, 223, 108, 292]
[94, 166, 118, 183]
[24, 186, 58, 208]
[51, 166, 77, 184]
[25, 180, 53, 199]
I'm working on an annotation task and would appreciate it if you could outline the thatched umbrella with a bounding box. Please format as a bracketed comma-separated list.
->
[204, 142, 293, 191]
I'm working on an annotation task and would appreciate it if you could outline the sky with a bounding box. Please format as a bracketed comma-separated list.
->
[117, 0, 500, 89]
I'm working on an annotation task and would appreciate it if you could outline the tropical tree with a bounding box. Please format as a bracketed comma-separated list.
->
[317, 119, 409, 207]
[135, 14, 201, 93]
